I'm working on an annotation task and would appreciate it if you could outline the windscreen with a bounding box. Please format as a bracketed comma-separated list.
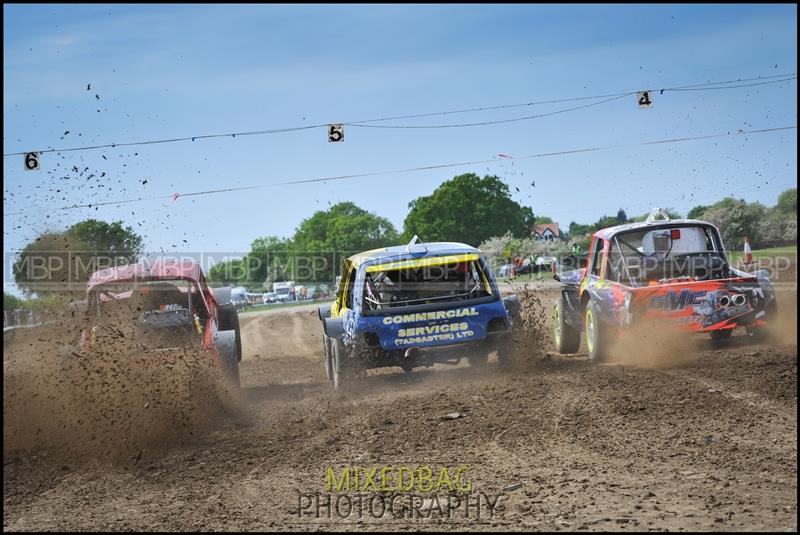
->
[86, 279, 208, 349]
[89, 279, 208, 330]
[362, 256, 492, 310]
[610, 225, 729, 284]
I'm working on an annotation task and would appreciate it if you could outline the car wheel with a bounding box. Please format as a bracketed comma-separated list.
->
[218, 304, 243, 362]
[585, 300, 611, 363]
[746, 325, 770, 343]
[496, 313, 521, 370]
[709, 329, 733, 342]
[554, 295, 581, 354]
[323, 333, 333, 381]
[332, 338, 354, 391]
[765, 295, 778, 315]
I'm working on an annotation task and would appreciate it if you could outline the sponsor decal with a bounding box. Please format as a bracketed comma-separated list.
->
[380, 307, 480, 345]
[650, 290, 707, 311]
[382, 307, 480, 325]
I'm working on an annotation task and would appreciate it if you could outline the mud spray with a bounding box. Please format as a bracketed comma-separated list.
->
[507, 283, 792, 370]
[505, 285, 551, 369]
[3, 315, 243, 464]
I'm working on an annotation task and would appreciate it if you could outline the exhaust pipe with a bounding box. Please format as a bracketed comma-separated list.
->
[404, 347, 419, 360]
[732, 294, 746, 307]
[719, 295, 731, 307]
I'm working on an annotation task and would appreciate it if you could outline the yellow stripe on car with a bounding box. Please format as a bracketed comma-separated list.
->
[366, 253, 480, 273]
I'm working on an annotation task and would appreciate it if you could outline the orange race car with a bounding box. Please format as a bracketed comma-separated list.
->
[553, 209, 778, 362]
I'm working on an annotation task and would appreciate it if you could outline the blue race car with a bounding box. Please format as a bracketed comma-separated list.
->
[318, 237, 521, 389]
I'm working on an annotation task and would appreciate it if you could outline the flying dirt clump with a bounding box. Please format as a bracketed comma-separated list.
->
[3, 316, 242, 464]
[503, 285, 551, 369]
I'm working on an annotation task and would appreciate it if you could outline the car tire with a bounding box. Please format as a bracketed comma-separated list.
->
[746, 325, 770, 343]
[496, 313, 520, 370]
[585, 300, 611, 363]
[332, 338, 354, 391]
[748, 297, 778, 343]
[323, 333, 333, 381]
[766, 297, 778, 315]
[554, 295, 581, 354]
[218, 304, 243, 362]
[709, 329, 733, 342]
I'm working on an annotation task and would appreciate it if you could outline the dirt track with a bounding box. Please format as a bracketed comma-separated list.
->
[3, 288, 797, 531]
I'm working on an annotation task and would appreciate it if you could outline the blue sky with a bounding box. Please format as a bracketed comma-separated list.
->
[3, 4, 797, 275]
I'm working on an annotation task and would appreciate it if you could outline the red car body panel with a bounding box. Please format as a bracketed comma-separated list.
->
[82, 259, 222, 357]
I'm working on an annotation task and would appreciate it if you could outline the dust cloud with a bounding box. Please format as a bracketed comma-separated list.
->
[3, 316, 242, 464]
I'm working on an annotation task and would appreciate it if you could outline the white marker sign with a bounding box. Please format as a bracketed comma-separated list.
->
[24, 152, 40, 171]
[328, 124, 344, 142]
[637, 91, 653, 109]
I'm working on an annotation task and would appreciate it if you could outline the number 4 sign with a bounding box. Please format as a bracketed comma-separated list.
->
[637, 91, 653, 109]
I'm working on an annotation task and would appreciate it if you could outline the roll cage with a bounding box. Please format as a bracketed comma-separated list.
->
[590, 222, 731, 287]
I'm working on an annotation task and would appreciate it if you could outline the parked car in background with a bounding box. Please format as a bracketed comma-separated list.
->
[272, 281, 295, 302]
[231, 286, 248, 311]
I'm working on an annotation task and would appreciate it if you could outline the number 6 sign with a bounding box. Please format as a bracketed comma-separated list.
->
[328, 124, 344, 142]
[24, 152, 40, 171]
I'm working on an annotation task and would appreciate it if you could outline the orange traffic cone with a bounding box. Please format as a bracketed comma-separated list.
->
[743, 237, 752, 264]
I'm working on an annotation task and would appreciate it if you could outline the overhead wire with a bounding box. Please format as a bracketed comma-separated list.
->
[347, 93, 632, 129]
[4, 125, 795, 217]
[2, 72, 795, 156]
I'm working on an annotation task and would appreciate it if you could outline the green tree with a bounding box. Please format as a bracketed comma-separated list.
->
[702, 198, 766, 248]
[759, 208, 796, 242]
[4, 292, 23, 310]
[568, 221, 592, 238]
[402, 174, 534, 246]
[535, 215, 554, 224]
[775, 188, 797, 214]
[13, 232, 90, 296]
[479, 232, 569, 273]
[292, 202, 399, 252]
[247, 235, 294, 286]
[616, 209, 629, 224]
[291, 202, 399, 283]
[67, 219, 143, 258]
[12, 220, 143, 297]
[595, 215, 620, 229]
[207, 258, 248, 286]
[687, 205, 710, 219]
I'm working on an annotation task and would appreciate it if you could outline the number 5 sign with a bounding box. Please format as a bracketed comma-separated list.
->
[637, 91, 653, 109]
[24, 152, 41, 171]
[328, 124, 344, 142]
